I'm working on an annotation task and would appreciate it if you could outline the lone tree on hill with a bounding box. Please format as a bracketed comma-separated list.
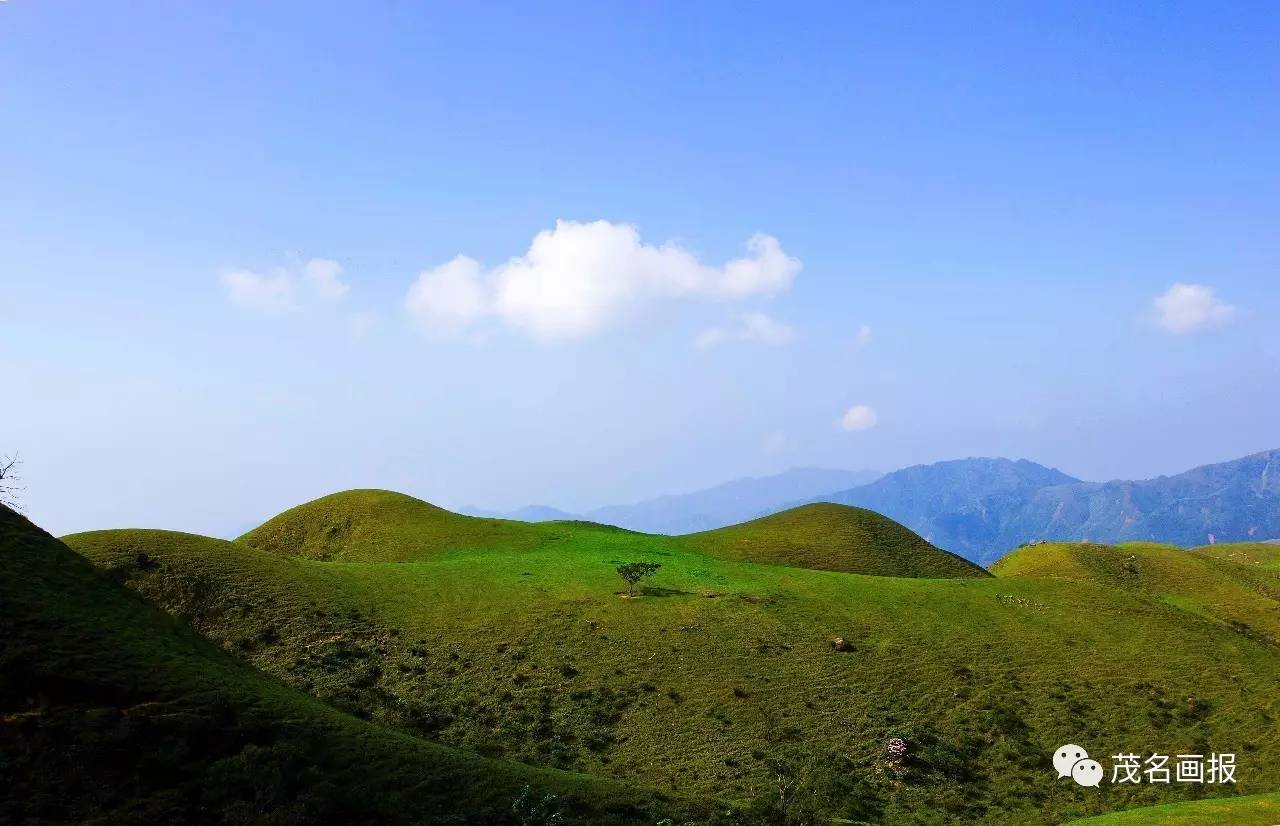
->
[0, 453, 21, 510]
[616, 561, 661, 597]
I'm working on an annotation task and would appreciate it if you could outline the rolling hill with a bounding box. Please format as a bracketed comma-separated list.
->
[237, 489, 984, 579]
[0, 504, 711, 825]
[681, 503, 987, 578]
[59, 493, 1280, 824]
[992, 540, 1280, 645]
[1191, 541, 1280, 570]
[811, 449, 1280, 564]
[239, 488, 553, 562]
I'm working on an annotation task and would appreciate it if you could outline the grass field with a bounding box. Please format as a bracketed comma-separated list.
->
[1191, 541, 1280, 571]
[0, 505, 718, 824]
[1065, 790, 1280, 824]
[58, 490, 1280, 824]
[992, 540, 1280, 644]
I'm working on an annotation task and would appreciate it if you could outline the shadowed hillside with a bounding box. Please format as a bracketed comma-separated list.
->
[0, 506, 713, 824]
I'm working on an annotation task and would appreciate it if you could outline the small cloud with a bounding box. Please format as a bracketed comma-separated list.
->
[763, 430, 789, 454]
[841, 404, 878, 432]
[405, 220, 801, 341]
[854, 325, 873, 350]
[304, 258, 349, 302]
[221, 268, 294, 312]
[221, 257, 350, 313]
[405, 255, 490, 333]
[696, 312, 794, 350]
[1153, 283, 1236, 334]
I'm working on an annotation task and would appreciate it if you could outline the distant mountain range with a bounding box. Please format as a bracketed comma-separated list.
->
[806, 449, 1280, 564]
[464, 449, 1280, 564]
[461, 467, 882, 534]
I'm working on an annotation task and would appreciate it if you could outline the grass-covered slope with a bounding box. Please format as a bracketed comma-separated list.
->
[1, 506, 712, 825]
[1064, 791, 1280, 824]
[992, 540, 1280, 644]
[1191, 541, 1280, 570]
[239, 488, 554, 562]
[67, 521, 1280, 824]
[240, 490, 985, 580]
[681, 503, 988, 578]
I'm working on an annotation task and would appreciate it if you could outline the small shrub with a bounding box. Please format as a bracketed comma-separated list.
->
[511, 784, 564, 826]
[616, 562, 662, 597]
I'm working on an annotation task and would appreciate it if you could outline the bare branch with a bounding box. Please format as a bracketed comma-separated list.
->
[0, 452, 23, 510]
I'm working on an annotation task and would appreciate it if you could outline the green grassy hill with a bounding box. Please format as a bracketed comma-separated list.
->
[1190, 541, 1280, 570]
[0, 506, 714, 825]
[240, 490, 985, 581]
[63, 499, 1280, 824]
[239, 488, 555, 562]
[681, 502, 987, 578]
[992, 540, 1280, 644]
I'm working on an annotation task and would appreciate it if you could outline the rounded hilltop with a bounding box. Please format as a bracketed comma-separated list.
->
[678, 502, 989, 578]
[238, 488, 551, 562]
[239, 490, 987, 579]
[992, 539, 1280, 641]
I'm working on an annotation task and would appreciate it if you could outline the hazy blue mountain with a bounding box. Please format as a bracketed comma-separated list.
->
[460, 468, 881, 533]
[813, 450, 1280, 564]
[1018, 449, 1280, 553]
[508, 504, 579, 522]
[581, 467, 881, 534]
[456, 504, 578, 522]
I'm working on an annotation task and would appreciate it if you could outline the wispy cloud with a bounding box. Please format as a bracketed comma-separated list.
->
[221, 257, 349, 313]
[696, 312, 794, 350]
[1153, 282, 1236, 334]
[405, 220, 801, 341]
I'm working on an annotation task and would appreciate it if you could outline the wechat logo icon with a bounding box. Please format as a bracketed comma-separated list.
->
[1055, 744, 1103, 788]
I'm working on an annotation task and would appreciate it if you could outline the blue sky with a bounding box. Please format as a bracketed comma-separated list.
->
[3, 2, 1278, 536]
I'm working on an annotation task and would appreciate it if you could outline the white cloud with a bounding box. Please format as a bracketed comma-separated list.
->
[1153, 282, 1236, 334]
[854, 325, 873, 350]
[221, 257, 350, 313]
[405, 255, 490, 332]
[841, 404, 878, 431]
[304, 258, 349, 301]
[696, 312, 794, 350]
[221, 268, 294, 312]
[404, 220, 801, 340]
